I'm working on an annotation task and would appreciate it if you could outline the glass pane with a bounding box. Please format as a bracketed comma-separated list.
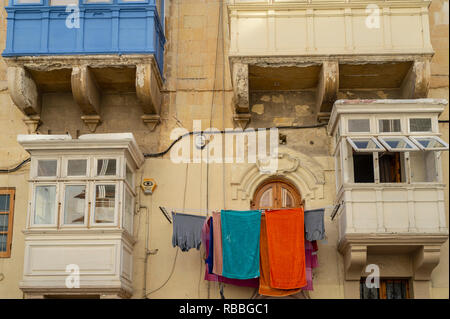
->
[84, 0, 112, 2]
[348, 119, 370, 132]
[126, 165, 133, 187]
[259, 188, 273, 208]
[352, 138, 382, 150]
[281, 187, 294, 207]
[0, 195, 10, 211]
[67, 159, 87, 176]
[385, 139, 412, 149]
[97, 159, 117, 176]
[123, 190, 133, 234]
[414, 137, 446, 149]
[94, 185, 116, 223]
[15, 0, 42, 3]
[379, 119, 401, 133]
[34, 186, 57, 224]
[0, 234, 7, 252]
[360, 282, 379, 299]
[64, 185, 86, 225]
[410, 118, 432, 132]
[50, 0, 78, 5]
[410, 151, 437, 182]
[0, 214, 9, 232]
[37, 160, 57, 177]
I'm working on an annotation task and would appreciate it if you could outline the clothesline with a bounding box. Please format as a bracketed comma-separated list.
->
[160, 205, 332, 224]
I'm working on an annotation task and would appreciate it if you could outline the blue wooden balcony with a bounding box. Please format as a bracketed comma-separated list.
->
[3, 0, 165, 73]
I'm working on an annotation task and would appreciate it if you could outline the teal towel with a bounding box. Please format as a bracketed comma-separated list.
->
[221, 210, 261, 279]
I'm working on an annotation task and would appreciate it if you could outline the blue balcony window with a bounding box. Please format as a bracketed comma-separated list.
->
[3, 0, 165, 73]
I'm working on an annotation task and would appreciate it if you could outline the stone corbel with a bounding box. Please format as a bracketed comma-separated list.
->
[71, 66, 102, 132]
[232, 62, 251, 129]
[341, 244, 367, 281]
[413, 245, 441, 281]
[315, 61, 339, 121]
[136, 63, 162, 131]
[7, 66, 41, 133]
[401, 59, 431, 99]
[233, 113, 251, 130]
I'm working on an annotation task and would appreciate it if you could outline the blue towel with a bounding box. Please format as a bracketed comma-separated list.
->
[221, 210, 261, 279]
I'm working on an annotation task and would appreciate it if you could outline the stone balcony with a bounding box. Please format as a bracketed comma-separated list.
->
[3, 1, 165, 133]
[227, 0, 435, 126]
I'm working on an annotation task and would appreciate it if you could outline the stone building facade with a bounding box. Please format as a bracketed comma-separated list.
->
[0, 0, 448, 299]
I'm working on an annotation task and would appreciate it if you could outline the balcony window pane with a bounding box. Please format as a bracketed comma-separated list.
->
[347, 137, 385, 152]
[379, 119, 401, 133]
[68, 159, 87, 176]
[84, 0, 113, 3]
[97, 159, 117, 176]
[37, 160, 57, 177]
[34, 185, 57, 224]
[410, 151, 437, 182]
[94, 185, 116, 224]
[348, 119, 370, 133]
[378, 136, 419, 152]
[126, 165, 134, 187]
[15, 0, 42, 3]
[409, 136, 449, 151]
[64, 185, 86, 225]
[123, 190, 133, 234]
[50, 0, 78, 5]
[410, 118, 432, 132]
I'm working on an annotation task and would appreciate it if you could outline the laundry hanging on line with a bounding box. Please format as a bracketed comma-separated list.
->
[171, 212, 206, 252]
[221, 210, 262, 280]
[171, 207, 325, 293]
[259, 213, 302, 297]
[304, 208, 325, 241]
[265, 208, 307, 290]
[202, 216, 259, 288]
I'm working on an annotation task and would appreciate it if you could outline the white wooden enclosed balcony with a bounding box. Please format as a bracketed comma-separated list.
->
[327, 99, 449, 285]
[17, 133, 143, 299]
[227, 0, 435, 125]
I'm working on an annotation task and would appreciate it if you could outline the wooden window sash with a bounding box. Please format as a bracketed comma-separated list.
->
[0, 188, 15, 258]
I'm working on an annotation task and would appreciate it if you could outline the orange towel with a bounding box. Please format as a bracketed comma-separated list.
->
[265, 208, 307, 289]
[259, 214, 302, 296]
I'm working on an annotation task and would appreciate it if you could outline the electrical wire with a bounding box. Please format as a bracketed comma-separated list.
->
[142, 123, 328, 158]
[0, 158, 31, 173]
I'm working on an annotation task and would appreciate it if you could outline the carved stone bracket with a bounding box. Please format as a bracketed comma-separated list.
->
[141, 114, 161, 132]
[413, 245, 442, 281]
[232, 62, 250, 114]
[136, 63, 162, 131]
[81, 115, 102, 133]
[23, 115, 41, 134]
[233, 112, 251, 129]
[315, 61, 339, 116]
[7, 66, 42, 132]
[341, 244, 368, 281]
[71, 66, 102, 132]
[401, 59, 431, 99]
